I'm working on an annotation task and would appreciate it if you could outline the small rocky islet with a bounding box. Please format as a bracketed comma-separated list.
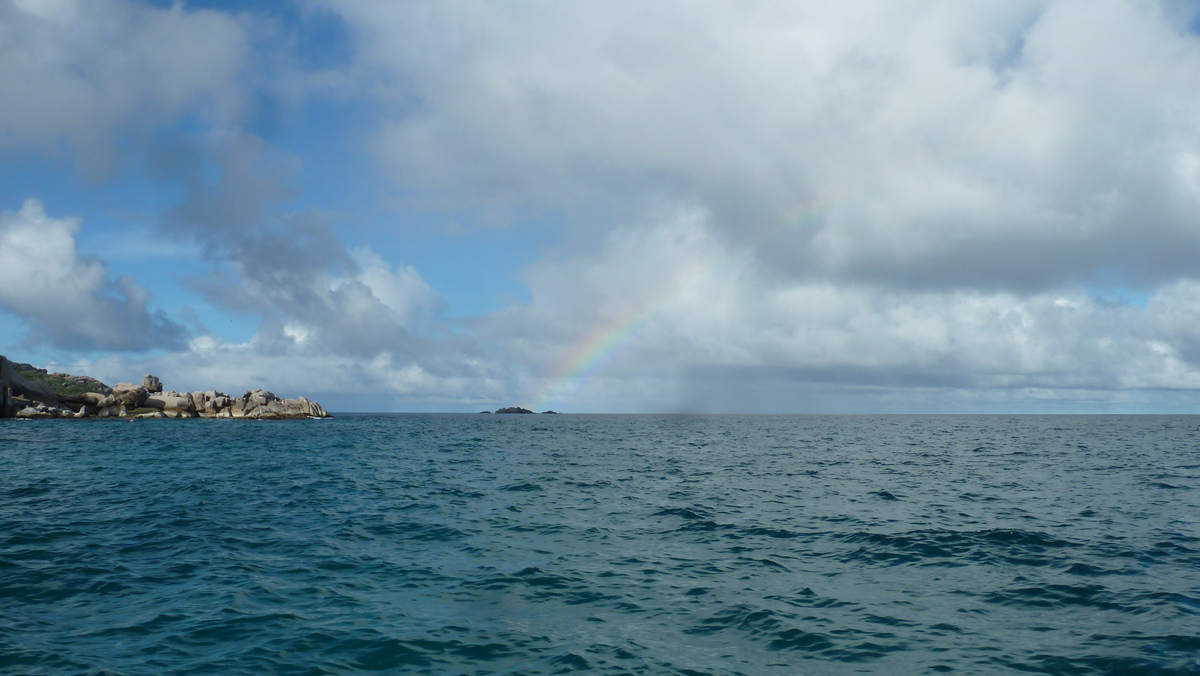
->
[482, 407, 559, 414]
[0, 355, 329, 420]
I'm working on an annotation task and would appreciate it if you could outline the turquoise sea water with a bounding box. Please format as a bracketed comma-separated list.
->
[2, 414, 1199, 674]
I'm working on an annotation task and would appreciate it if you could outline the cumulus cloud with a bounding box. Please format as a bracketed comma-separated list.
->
[0, 0, 493, 403]
[473, 208, 1200, 411]
[328, 0, 1200, 291]
[0, 198, 188, 350]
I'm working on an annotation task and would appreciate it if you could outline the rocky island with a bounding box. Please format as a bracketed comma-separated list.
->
[0, 355, 329, 420]
[495, 406, 535, 414]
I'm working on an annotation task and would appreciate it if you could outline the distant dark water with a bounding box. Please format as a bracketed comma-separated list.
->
[2, 414, 1198, 675]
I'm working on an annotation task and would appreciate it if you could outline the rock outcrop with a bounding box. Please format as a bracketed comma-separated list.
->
[142, 374, 163, 393]
[495, 406, 535, 414]
[112, 383, 150, 408]
[1, 355, 330, 420]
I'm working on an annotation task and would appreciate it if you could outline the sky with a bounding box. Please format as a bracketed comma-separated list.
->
[4, 0, 1200, 413]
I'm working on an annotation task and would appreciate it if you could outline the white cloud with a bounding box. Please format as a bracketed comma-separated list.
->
[0, 198, 186, 350]
[328, 0, 1200, 290]
[345, 247, 444, 335]
[471, 208, 1200, 411]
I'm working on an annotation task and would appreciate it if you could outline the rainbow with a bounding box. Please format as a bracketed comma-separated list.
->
[527, 201, 837, 412]
[528, 261, 711, 411]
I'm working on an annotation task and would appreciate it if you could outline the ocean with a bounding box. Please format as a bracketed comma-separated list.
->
[1, 414, 1198, 675]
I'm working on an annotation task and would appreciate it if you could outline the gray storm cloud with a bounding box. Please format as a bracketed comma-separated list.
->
[149, 131, 509, 407]
[0, 0, 447, 360]
[162, 134, 451, 359]
[0, 0, 250, 176]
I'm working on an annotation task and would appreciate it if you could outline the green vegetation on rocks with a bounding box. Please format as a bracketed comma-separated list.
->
[11, 363, 111, 398]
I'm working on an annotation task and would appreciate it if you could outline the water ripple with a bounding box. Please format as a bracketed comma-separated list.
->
[2, 414, 1199, 674]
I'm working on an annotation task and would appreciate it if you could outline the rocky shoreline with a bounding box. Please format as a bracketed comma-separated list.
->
[1, 355, 329, 420]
